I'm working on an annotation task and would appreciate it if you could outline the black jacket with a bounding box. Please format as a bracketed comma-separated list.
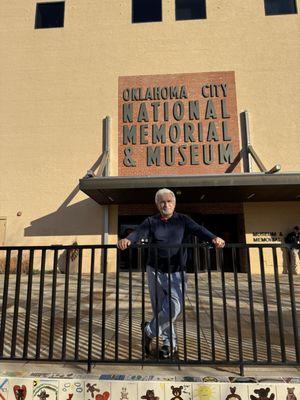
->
[285, 231, 300, 247]
[127, 212, 216, 272]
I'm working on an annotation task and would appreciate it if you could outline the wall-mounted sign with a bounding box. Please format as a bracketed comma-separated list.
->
[118, 72, 241, 176]
[252, 231, 284, 242]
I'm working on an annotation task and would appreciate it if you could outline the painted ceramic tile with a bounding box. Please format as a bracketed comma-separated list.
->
[48, 373, 75, 380]
[0, 378, 9, 400]
[201, 377, 221, 383]
[283, 379, 300, 384]
[126, 376, 151, 382]
[1, 371, 27, 377]
[192, 383, 221, 400]
[275, 384, 300, 400]
[257, 378, 284, 383]
[282, 378, 295, 383]
[177, 377, 204, 383]
[99, 375, 126, 381]
[229, 377, 257, 383]
[110, 381, 138, 400]
[205, 377, 230, 383]
[139, 377, 156, 382]
[221, 384, 249, 400]
[248, 384, 277, 400]
[33, 379, 59, 400]
[164, 382, 192, 400]
[85, 380, 111, 400]
[138, 381, 165, 400]
[59, 379, 84, 399]
[74, 375, 98, 381]
[152, 377, 175, 382]
[7, 378, 33, 400]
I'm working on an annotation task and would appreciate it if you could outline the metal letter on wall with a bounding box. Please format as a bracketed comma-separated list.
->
[118, 72, 240, 176]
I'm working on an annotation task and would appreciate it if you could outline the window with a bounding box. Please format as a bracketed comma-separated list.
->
[175, 0, 206, 20]
[0, 218, 6, 246]
[132, 0, 162, 23]
[35, 2, 65, 29]
[264, 0, 297, 15]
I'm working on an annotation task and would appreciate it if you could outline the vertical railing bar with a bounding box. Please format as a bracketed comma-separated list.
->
[115, 248, 120, 361]
[154, 247, 159, 360]
[23, 249, 34, 358]
[167, 248, 173, 359]
[287, 248, 300, 363]
[11, 249, 23, 358]
[36, 249, 46, 359]
[206, 246, 215, 362]
[49, 249, 58, 359]
[259, 247, 272, 363]
[193, 244, 201, 361]
[181, 246, 187, 362]
[272, 247, 286, 362]
[232, 247, 244, 375]
[140, 246, 146, 361]
[128, 247, 133, 361]
[88, 248, 95, 368]
[0, 249, 11, 357]
[220, 249, 230, 361]
[246, 247, 257, 362]
[101, 248, 107, 361]
[61, 249, 70, 360]
[74, 248, 83, 361]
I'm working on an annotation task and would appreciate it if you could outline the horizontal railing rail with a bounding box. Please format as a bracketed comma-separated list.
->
[0, 243, 299, 375]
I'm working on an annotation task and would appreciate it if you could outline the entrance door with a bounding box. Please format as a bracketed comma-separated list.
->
[118, 215, 149, 270]
[118, 213, 244, 272]
[190, 214, 244, 272]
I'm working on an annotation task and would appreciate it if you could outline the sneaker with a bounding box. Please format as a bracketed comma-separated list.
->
[159, 345, 178, 360]
[141, 322, 152, 357]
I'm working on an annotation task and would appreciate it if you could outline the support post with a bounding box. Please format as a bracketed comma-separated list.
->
[102, 116, 110, 246]
[240, 111, 251, 172]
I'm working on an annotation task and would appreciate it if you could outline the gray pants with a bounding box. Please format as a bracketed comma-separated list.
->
[145, 266, 187, 348]
[290, 248, 300, 272]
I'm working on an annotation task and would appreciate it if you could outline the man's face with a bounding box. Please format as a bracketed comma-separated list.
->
[156, 193, 176, 218]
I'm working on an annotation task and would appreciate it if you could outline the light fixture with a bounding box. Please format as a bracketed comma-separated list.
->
[247, 193, 255, 199]
[84, 170, 95, 178]
[266, 164, 281, 174]
[200, 194, 205, 200]
[176, 190, 182, 196]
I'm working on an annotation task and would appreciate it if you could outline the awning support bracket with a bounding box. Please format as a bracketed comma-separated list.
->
[242, 111, 281, 174]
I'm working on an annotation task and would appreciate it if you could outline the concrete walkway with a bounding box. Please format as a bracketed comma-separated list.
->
[0, 272, 299, 378]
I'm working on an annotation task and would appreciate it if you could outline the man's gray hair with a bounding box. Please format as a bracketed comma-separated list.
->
[155, 188, 176, 204]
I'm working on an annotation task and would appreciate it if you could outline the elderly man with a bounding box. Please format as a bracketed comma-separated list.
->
[117, 188, 225, 359]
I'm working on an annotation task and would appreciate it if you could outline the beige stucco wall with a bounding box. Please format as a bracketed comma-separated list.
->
[244, 202, 300, 273]
[0, 0, 299, 253]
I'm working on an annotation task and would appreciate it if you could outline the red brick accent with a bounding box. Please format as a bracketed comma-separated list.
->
[118, 72, 241, 176]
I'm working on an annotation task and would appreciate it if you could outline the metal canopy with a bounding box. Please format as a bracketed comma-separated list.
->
[79, 173, 300, 205]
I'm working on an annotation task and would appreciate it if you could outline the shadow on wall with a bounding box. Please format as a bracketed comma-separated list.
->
[24, 144, 109, 237]
[24, 198, 102, 236]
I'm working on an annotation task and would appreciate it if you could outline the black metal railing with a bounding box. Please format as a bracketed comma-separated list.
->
[0, 243, 299, 375]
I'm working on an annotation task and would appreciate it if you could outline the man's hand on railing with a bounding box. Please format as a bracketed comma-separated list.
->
[117, 238, 131, 250]
[212, 237, 225, 248]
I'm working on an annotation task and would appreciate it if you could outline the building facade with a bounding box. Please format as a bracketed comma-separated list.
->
[0, 0, 299, 272]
